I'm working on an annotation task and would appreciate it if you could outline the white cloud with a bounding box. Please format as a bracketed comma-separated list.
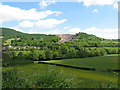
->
[67, 26, 118, 39]
[35, 19, 67, 28]
[113, 2, 118, 9]
[41, 29, 61, 35]
[92, 9, 98, 13]
[82, 26, 118, 39]
[77, 0, 119, 7]
[18, 19, 67, 28]
[18, 21, 34, 28]
[27, 29, 41, 34]
[68, 28, 81, 34]
[9, 26, 23, 32]
[0, 4, 62, 22]
[39, 0, 56, 9]
[64, 26, 71, 29]
[27, 29, 61, 35]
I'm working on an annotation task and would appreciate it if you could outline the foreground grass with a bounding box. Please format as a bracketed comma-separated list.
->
[2, 63, 119, 88]
[41, 54, 119, 71]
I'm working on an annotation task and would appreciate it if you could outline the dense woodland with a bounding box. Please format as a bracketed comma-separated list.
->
[1, 27, 119, 66]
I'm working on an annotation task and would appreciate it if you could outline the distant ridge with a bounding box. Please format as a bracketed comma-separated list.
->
[1, 27, 116, 44]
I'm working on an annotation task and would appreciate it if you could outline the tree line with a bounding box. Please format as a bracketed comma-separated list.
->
[3, 46, 119, 61]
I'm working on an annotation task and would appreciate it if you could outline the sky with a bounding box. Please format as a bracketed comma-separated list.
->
[0, 0, 119, 39]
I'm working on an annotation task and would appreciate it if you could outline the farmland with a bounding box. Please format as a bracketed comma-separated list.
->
[2, 63, 119, 88]
[2, 54, 119, 88]
[41, 54, 119, 71]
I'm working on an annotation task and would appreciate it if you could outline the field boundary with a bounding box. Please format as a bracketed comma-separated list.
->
[38, 62, 120, 72]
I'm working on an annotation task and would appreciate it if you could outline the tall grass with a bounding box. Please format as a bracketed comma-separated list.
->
[2, 68, 119, 88]
[2, 68, 76, 88]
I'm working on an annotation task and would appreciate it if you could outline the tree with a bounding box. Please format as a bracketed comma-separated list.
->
[75, 45, 86, 58]
[52, 52, 60, 59]
[39, 50, 46, 60]
[68, 47, 78, 58]
[18, 52, 26, 59]
[31, 50, 40, 60]
[45, 50, 53, 60]
[59, 46, 69, 59]
[11, 51, 18, 59]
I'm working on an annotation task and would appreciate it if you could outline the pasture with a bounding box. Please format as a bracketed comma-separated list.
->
[2, 63, 119, 88]
[2, 54, 119, 88]
[41, 54, 119, 71]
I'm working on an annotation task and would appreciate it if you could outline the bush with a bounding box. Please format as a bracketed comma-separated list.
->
[2, 68, 118, 88]
[2, 69, 75, 88]
[35, 70, 72, 88]
[2, 69, 27, 88]
[105, 47, 118, 54]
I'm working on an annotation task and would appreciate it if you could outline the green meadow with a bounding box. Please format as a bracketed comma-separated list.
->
[41, 54, 119, 71]
[2, 54, 119, 88]
[2, 63, 119, 88]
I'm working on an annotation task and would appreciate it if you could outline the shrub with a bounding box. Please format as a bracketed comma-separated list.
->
[2, 69, 74, 88]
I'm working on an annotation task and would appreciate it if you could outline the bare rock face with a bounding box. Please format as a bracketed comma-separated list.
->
[56, 34, 76, 43]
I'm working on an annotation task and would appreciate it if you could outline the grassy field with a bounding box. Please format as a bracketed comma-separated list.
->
[2, 63, 119, 88]
[41, 54, 119, 71]
[2, 54, 119, 88]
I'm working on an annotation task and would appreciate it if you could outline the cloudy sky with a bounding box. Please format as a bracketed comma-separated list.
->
[0, 0, 119, 39]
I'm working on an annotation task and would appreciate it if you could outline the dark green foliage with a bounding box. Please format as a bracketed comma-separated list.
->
[35, 70, 71, 88]
[105, 47, 119, 54]
[31, 50, 46, 60]
[2, 27, 29, 43]
[2, 27, 60, 46]
[2, 69, 75, 88]
[74, 32, 103, 41]
[3, 46, 119, 62]
[2, 27, 119, 61]
[2, 51, 33, 67]
[2, 27, 119, 48]
[45, 50, 53, 60]
[52, 52, 61, 59]
[2, 67, 118, 88]
[2, 69, 27, 88]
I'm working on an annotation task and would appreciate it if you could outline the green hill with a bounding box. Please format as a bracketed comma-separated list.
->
[1, 27, 119, 47]
[2, 27, 119, 65]
[1, 27, 60, 46]
[1, 27, 28, 42]
[73, 32, 104, 41]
